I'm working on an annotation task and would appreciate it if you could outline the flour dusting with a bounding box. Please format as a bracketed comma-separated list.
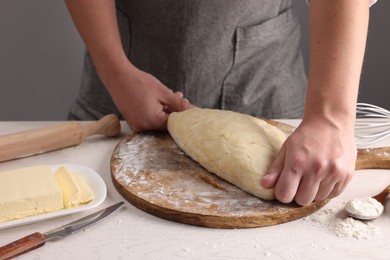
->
[111, 134, 273, 217]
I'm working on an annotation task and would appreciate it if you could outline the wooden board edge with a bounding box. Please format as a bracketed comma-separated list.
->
[111, 171, 328, 229]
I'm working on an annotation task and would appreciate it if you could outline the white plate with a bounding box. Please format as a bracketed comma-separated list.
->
[0, 164, 107, 230]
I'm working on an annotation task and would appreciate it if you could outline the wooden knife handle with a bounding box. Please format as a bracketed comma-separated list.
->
[0, 114, 121, 163]
[0, 232, 46, 260]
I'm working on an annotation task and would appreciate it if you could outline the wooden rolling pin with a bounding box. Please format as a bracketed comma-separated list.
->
[0, 114, 121, 163]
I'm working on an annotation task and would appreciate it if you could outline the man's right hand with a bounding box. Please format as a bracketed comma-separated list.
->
[65, 0, 193, 132]
[105, 64, 193, 132]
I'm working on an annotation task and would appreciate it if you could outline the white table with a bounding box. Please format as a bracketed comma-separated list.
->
[0, 120, 389, 260]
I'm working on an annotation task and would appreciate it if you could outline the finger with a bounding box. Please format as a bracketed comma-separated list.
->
[273, 166, 302, 204]
[313, 168, 343, 201]
[153, 93, 191, 129]
[162, 91, 192, 112]
[273, 148, 307, 204]
[318, 167, 354, 200]
[327, 178, 349, 199]
[163, 105, 173, 114]
[174, 91, 184, 98]
[294, 176, 321, 206]
[260, 144, 286, 188]
[135, 104, 171, 132]
[150, 109, 170, 130]
[130, 112, 168, 132]
[163, 92, 190, 113]
[260, 171, 280, 189]
[314, 179, 337, 202]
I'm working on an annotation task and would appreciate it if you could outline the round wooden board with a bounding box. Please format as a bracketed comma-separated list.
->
[110, 120, 328, 228]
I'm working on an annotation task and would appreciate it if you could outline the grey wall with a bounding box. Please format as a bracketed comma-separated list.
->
[0, 0, 83, 120]
[0, 1, 389, 120]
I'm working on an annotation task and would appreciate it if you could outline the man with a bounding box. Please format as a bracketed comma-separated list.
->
[65, 0, 374, 206]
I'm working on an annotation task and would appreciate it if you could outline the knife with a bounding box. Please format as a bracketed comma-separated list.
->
[0, 201, 124, 260]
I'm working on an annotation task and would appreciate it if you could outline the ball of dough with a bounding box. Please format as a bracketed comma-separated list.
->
[167, 108, 286, 200]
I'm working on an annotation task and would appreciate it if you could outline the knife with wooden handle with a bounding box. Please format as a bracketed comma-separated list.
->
[0, 114, 121, 163]
[0, 202, 124, 260]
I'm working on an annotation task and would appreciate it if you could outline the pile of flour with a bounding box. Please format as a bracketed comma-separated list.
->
[305, 207, 382, 239]
[345, 197, 384, 219]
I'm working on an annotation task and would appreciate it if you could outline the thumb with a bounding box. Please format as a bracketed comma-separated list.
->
[163, 91, 192, 112]
[260, 144, 286, 188]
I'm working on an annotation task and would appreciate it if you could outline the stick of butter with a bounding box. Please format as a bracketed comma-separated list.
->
[0, 165, 64, 222]
[55, 166, 94, 208]
[0, 165, 95, 223]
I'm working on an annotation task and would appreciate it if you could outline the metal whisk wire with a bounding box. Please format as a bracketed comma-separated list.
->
[355, 103, 390, 146]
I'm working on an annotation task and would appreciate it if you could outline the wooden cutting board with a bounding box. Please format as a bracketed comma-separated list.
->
[110, 120, 390, 228]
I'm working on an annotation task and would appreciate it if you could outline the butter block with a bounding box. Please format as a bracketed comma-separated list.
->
[71, 172, 94, 204]
[0, 165, 64, 222]
[55, 166, 81, 208]
[55, 166, 94, 208]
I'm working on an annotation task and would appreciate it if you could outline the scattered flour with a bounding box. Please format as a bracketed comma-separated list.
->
[305, 208, 382, 240]
[345, 197, 384, 219]
[331, 217, 381, 239]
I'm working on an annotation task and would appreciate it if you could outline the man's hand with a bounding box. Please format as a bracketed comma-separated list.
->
[261, 117, 357, 206]
[107, 65, 193, 132]
[65, 0, 193, 132]
[260, 0, 369, 206]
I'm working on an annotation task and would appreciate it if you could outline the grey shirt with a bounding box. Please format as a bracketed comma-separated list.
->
[69, 0, 307, 121]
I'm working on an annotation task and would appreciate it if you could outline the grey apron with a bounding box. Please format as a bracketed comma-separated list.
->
[68, 0, 307, 120]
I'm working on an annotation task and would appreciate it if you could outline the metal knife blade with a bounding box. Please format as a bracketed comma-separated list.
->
[0, 201, 124, 260]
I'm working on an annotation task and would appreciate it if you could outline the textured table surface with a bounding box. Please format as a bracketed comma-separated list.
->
[0, 120, 389, 260]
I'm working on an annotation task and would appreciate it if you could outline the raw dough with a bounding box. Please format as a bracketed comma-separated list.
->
[167, 108, 286, 200]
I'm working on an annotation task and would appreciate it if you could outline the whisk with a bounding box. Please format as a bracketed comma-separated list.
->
[355, 103, 390, 146]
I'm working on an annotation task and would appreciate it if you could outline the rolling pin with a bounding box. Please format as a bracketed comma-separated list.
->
[0, 114, 121, 163]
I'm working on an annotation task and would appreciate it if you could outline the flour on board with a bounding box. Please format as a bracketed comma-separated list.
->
[111, 134, 272, 217]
